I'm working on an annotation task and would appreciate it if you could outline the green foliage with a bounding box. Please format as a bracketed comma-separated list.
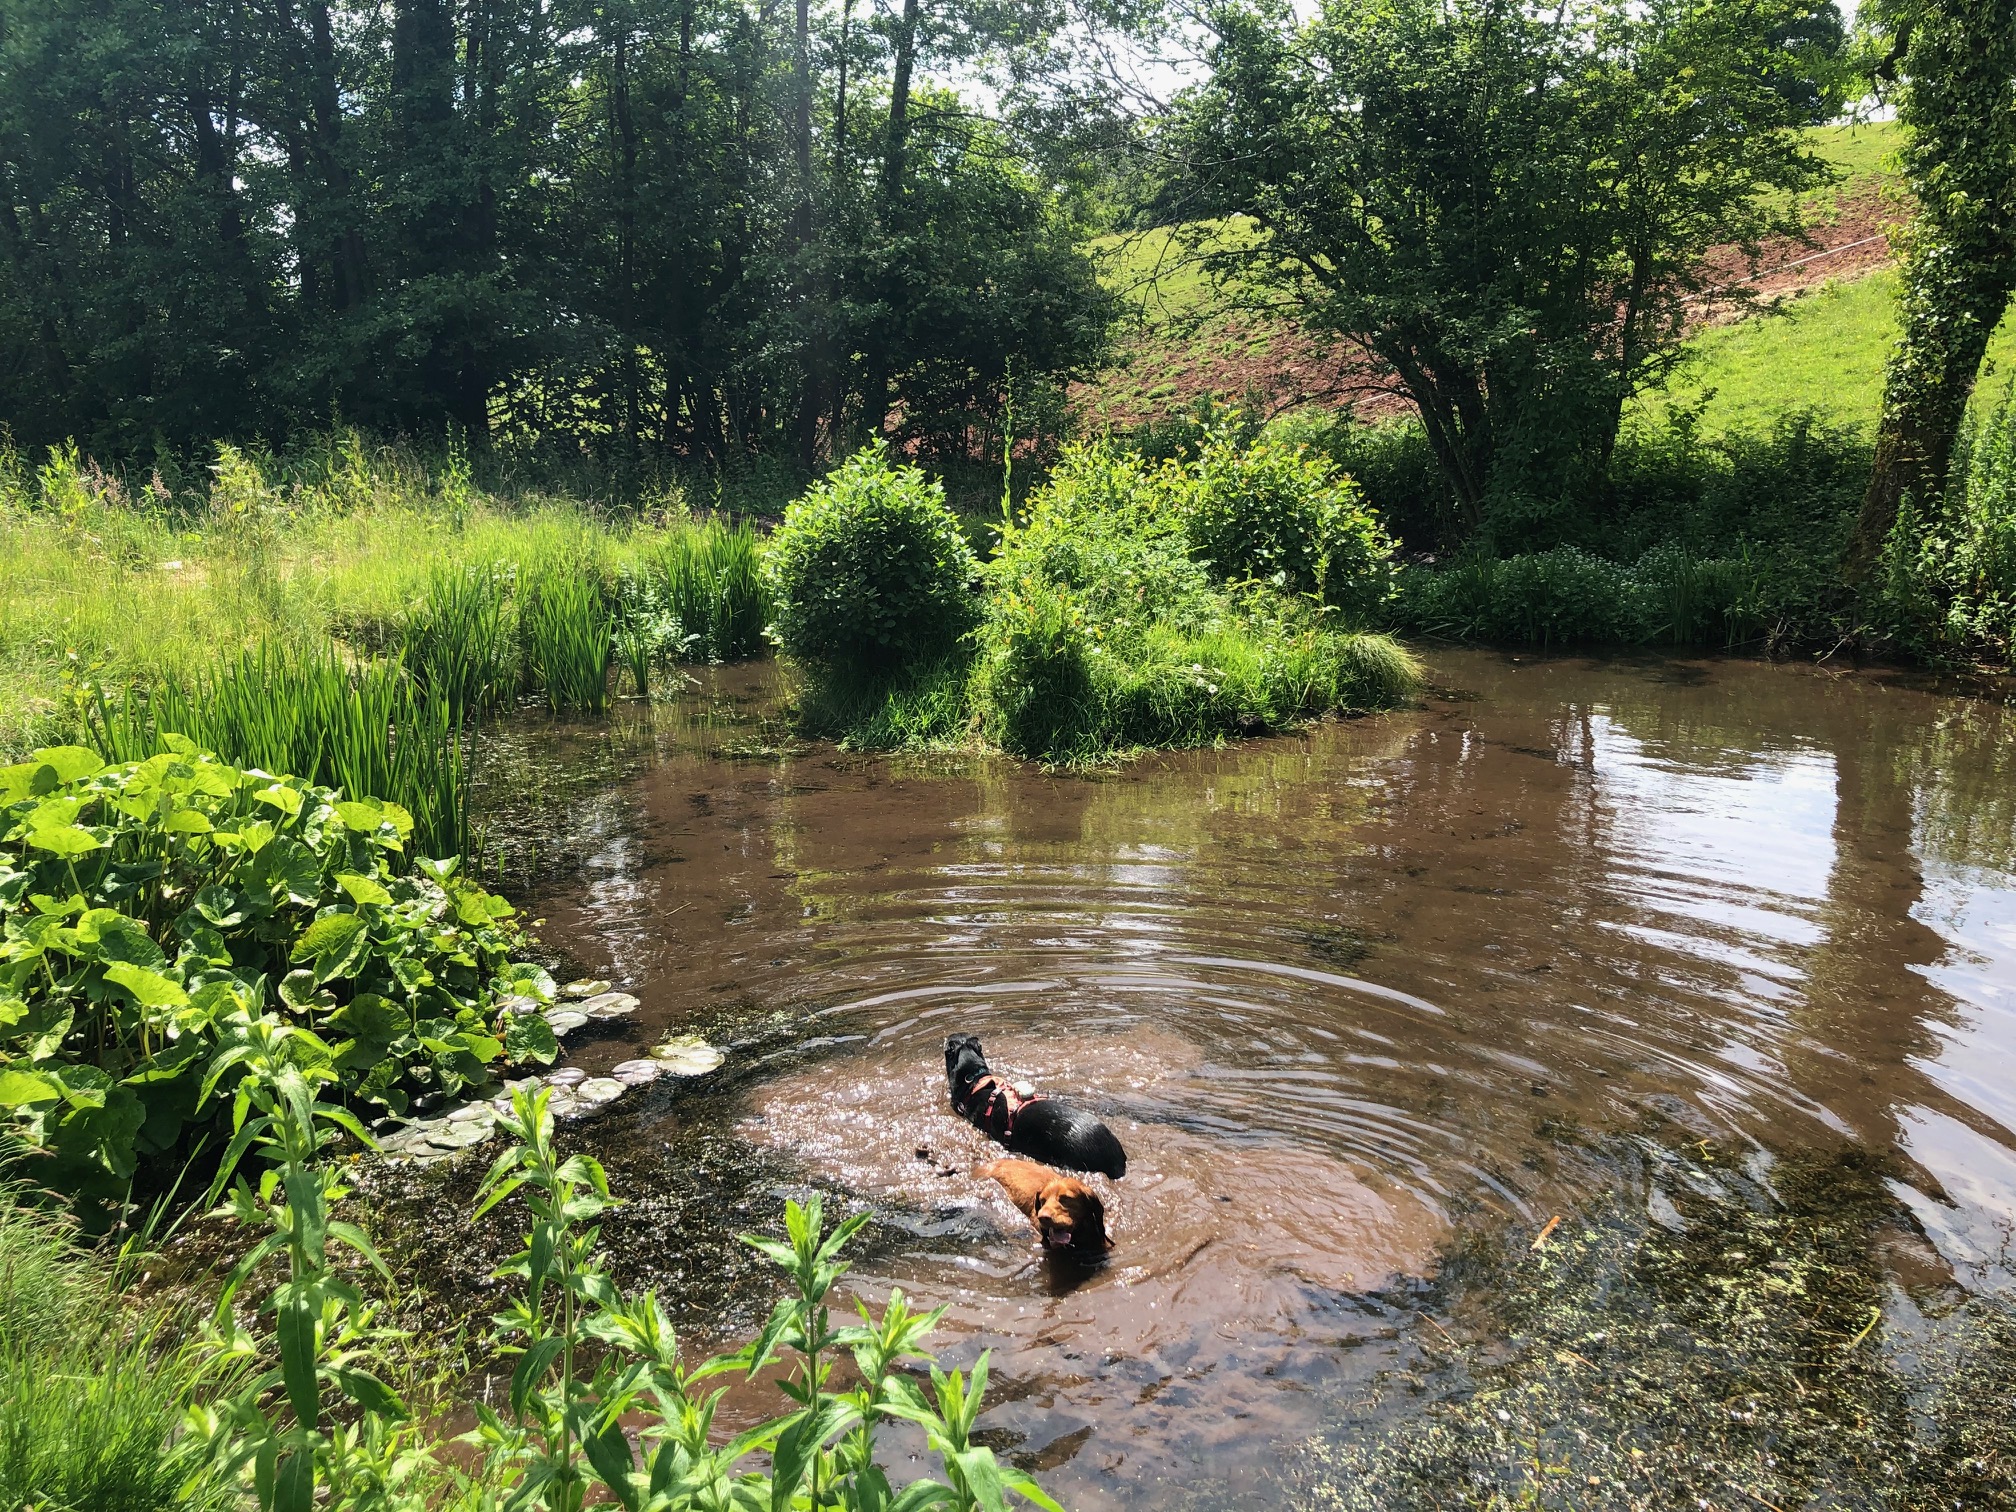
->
[767, 445, 982, 682]
[0, 0, 1116, 465]
[1873, 382, 2016, 658]
[966, 440, 1417, 761]
[525, 570, 615, 716]
[1179, 429, 1396, 621]
[1851, 0, 2016, 568]
[1397, 546, 1784, 649]
[0, 1184, 231, 1512]
[0, 746, 547, 1197]
[86, 647, 470, 862]
[191, 1070, 1060, 1512]
[650, 519, 773, 663]
[399, 567, 517, 718]
[1171, 0, 1842, 522]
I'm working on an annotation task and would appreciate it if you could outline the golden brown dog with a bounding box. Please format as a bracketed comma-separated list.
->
[976, 1158, 1112, 1255]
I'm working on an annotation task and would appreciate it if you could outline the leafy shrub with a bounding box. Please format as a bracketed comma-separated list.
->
[0, 744, 552, 1197]
[767, 443, 980, 682]
[967, 445, 1418, 760]
[1875, 384, 2016, 660]
[971, 578, 1102, 758]
[1178, 428, 1397, 622]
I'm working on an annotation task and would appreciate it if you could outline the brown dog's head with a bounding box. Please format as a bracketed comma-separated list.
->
[1033, 1176, 1111, 1254]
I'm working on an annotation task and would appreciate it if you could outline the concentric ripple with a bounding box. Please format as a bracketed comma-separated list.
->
[506, 651, 2016, 1509]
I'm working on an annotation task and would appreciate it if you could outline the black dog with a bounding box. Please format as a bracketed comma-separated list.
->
[943, 1034, 1127, 1179]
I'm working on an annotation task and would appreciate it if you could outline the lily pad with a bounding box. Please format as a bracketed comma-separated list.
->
[576, 1077, 626, 1106]
[610, 1059, 666, 1085]
[496, 994, 543, 1017]
[560, 978, 613, 999]
[649, 1034, 726, 1076]
[579, 991, 640, 1020]
[546, 1065, 588, 1087]
[544, 1008, 590, 1034]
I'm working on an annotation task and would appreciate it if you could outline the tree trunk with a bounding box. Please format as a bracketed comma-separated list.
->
[794, 0, 820, 470]
[1847, 0, 2016, 578]
[865, 0, 921, 438]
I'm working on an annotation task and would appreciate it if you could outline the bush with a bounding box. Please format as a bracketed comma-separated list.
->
[0, 744, 553, 1198]
[767, 443, 980, 682]
[1179, 428, 1397, 622]
[1874, 383, 2016, 660]
[969, 444, 1418, 760]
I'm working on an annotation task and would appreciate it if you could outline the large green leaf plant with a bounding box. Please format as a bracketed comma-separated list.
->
[0, 740, 556, 1197]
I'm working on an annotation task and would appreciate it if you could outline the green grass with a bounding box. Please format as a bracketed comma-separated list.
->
[1641, 269, 2016, 438]
[0, 1184, 230, 1512]
[87, 643, 473, 858]
[0, 435, 774, 758]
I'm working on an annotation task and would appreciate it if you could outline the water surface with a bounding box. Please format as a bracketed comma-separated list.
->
[494, 650, 2016, 1507]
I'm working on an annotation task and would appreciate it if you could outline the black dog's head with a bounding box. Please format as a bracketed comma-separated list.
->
[944, 1033, 989, 1098]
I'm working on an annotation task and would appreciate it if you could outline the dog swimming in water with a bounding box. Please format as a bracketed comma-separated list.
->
[944, 1033, 1128, 1179]
[977, 1158, 1112, 1255]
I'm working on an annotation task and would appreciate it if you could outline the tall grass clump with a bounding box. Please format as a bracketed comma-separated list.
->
[657, 518, 772, 660]
[86, 645, 469, 858]
[399, 563, 518, 714]
[523, 565, 614, 714]
[0, 1183, 229, 1512]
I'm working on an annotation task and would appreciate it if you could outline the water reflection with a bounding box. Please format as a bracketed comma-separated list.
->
[500, 650, 2016, 1506]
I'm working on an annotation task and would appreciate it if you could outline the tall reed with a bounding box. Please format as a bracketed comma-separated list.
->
[88, 645, 469, 859]
[524, 566, 613, 713]
[399, 562, 518, 714]
[657, 519, 772, 661]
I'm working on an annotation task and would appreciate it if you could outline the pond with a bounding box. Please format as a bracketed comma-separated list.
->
[405, 649, 2016, 1508]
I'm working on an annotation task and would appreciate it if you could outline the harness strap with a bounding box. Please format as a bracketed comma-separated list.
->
[966, 1075, 1045, 1137]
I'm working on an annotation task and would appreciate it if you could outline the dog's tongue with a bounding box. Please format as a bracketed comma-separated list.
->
[1044, 1230, 1075, 1249]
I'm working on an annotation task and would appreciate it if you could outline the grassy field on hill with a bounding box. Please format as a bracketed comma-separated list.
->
[1081, 120, 2015, 439]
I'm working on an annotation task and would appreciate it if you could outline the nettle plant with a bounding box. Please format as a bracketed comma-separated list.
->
[0, 742, 555, 1195]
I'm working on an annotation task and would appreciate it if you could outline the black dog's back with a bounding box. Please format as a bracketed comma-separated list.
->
[944, 1033, 1127, 1179]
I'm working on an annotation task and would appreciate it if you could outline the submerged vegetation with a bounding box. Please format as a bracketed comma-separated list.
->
[1293, 1144, 2016, 1510]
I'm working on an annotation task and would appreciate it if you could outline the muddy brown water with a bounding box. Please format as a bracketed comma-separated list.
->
[473, 650, 2016, 1507]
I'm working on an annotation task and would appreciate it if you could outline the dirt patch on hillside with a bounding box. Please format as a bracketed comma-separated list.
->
[1080, 191, 1902, 430]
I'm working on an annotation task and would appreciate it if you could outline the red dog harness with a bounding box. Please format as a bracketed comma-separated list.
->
[960, 1074, 1045, 1138]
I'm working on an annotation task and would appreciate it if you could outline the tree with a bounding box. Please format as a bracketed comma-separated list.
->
[0, 0, 1126, 468]
[1847, 0, 2016, 576]
[1168, 0, 1844, 535]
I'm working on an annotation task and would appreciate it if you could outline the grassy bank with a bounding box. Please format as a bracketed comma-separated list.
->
[0, 1180, 230, 1512]
[0, 437, 771, 800]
